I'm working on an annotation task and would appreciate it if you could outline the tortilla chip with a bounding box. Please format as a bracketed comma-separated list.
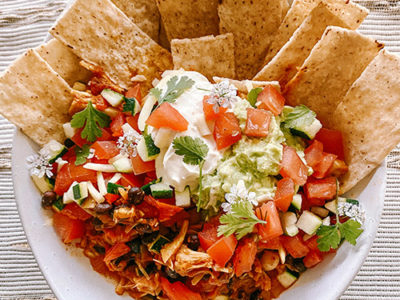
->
[36, 39, 92, 86]
[158, 20, 170, 50]
[156, 0, 219, 41]
[0, 50, 72, 146]
[332, 50, 400, 194]
[171, 34, 235, 80]
[284, 26, 383, 127]
[218, 0, 288, 79]
[50, 0, 172, 90]
[111, 0, 160, 42]
[213, 77, 281, 94]
[254, 2, 349, 87]
[263, 0, 368, 64]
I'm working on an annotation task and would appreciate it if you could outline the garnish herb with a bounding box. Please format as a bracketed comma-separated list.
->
[218, 200, 266, 240]
[316, 180, 364, 252]
[122, 97, 138, 115]
[151, 76, 195, 105]
[71, 101, 110, 142]
[283, 105, 316, 129]
[74, 144, 91, 166]
[247, 87, 263, 107]
[172, 136, 209, 211]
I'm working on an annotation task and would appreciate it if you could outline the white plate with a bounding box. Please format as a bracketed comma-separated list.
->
[12, 127, 385, 300]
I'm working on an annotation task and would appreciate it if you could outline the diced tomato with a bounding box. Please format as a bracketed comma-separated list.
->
[274, 177, 295, 212]
[207, 234, 238, 267]
[256, 201, 283, 241]
[304, 140, 324, 168]
[131, 155, 156, 175]
[110, 112, 125, 137]
[160, 277, 202, 300]
[315, 128, 345, 160]
[281, 235, 310, 258]
[303, 251, 323, 268]
[120, 173, 144, 188]
[203, 96, 227, 121]
[103, 242, 130, 263]
[54, 164, 73, 196]
[329, 159, 349, 178]
[233, 238, 257, 276]
[313, 153, 337, 179]
[198, 217, 220, 251]
[146, 196, 183, 222]
[53, 212, 85, 243]
[244, 108, 271, 137]
[126, 114, 140, 132]
[71, 129, 88, 148]
[304, 235, 320, 253]
[146, 102, 188, 132]
[105, 193, 120, 204]
[91, 141, 119, 160]
[257, 85, 285, 116]
[305, 177, 337, 204]
[259, 236, 282, 250]
[145, 171, 157, 181]
[125, 84, 142, 104]
[213, 112, 242, 150]
[61, 203, 92, 221]
[280, 145, 308, 186]
[69, 164, 97, 183]
[97, 128, 112, 141]
[95, 95, 108, 111]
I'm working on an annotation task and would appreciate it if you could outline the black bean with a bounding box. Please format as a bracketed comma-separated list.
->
[141, 231, 158, 244]
[135, 223, 153, 235]
[94, 203, 113, 214]
[127, 238, 141, 254]
[285, 255, 307, 273]
[145, 262, 156, 275]
[250, 290, 261, 300]
[186, 234, 200, 251]
[93, 245, 105, 254]
[127, 187, 145, 205]
[41, 191, 57, 208]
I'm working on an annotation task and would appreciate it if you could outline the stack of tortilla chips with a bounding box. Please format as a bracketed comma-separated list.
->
[0, 0, 400, 195]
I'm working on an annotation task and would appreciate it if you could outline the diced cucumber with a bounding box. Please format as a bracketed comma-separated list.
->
[64, 138, 75, 149]
[149, 235, 170, 253]
[108, 173, 122, 184]
[52, 197, 65, 212]
[101, 89, 125, 107]
[31, 174, 53, 193]
[124, 97, 141, 116]
[63, 123, 76, 139]
[175, 187, 191, 207]
[64, 182, 88, 204]
[84, 163, 117, 173]
[311, 206, 329, 218]
[291, 194, 302, 210]
[285, 224, 299, 237]
[277, 268, 299, 288]
[154, 128, 175, 149]
[109, 154, 125, 164]
[141, 178, 161, 195]
[150, 182, 173, 199]
[322, 216, 331, 226]
[112, 156, 133, 173]
[107, 182, 124, 195]
[55, 158, 68, 173]
[290, 118, 322, 140]
[97, 172, 107, 196]
[281, 212, 299, 237]
[284, 105, 322, 140]
[296, 211, 322, 235]
[137, 134, 160, 162]
[40, 140, 67, 164]
[325, 200, 337, 214]
[87, 181, 104, 203]
[138, 95, 157, 131]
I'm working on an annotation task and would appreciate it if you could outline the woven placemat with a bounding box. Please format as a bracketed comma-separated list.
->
[1, 0, 400, 299]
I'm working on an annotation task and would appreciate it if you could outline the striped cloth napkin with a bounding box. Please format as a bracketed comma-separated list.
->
[1, 0, 400, 299]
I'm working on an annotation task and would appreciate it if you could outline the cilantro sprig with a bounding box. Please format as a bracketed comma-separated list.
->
[74, 144, 91, 166]
[151, 76, 195, 105]
[172, 136, 208, 211]
[71, 101, 110, 142]
[218, 200, 266, 240]
[316, 180, 364, 252]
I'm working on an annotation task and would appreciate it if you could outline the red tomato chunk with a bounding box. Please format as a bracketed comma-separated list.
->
[315, 128, 345, 160]
[257, 85, 285, 116]
[91, 141, 119, 160]
[146, 102, 188, 132]
[53, 212, 85, 243]
[304, 140, 324, 168]
[305, 177, 337, 203]
[244, 108, 271, 137]
[207, 234, 238, 267]
[233, 238, 257, 276]
[313, 152, 337, 179]
[161, 277, 202, 300]
[281, 235, 310, 258]
[213, 112, 242, 150]
[256, 201, 283, 241]
[274, 177, 295, 212]
[280, 145, 308, 186]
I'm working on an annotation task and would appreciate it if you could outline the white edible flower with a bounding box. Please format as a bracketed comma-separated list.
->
[88, 148, 95, 159]
[222, 180, 257, 213]
[117, 131, 140, 156]
[26, 150, 53, 178]
[337, 202, 366, 224]
[207, 80, 240, 113]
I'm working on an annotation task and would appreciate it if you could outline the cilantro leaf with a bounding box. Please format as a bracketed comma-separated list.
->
[247, 87, 263, 107]
[150, 76, 195, 104]
[316, 225, 341, 252]
[74, 144, 90, 166]
[338, 219, 363, 245]
[122, 97, 138, 116]
[172, 136, 209, 165]
[218, 200, 266, 240]
[71, 101, 110, 142]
